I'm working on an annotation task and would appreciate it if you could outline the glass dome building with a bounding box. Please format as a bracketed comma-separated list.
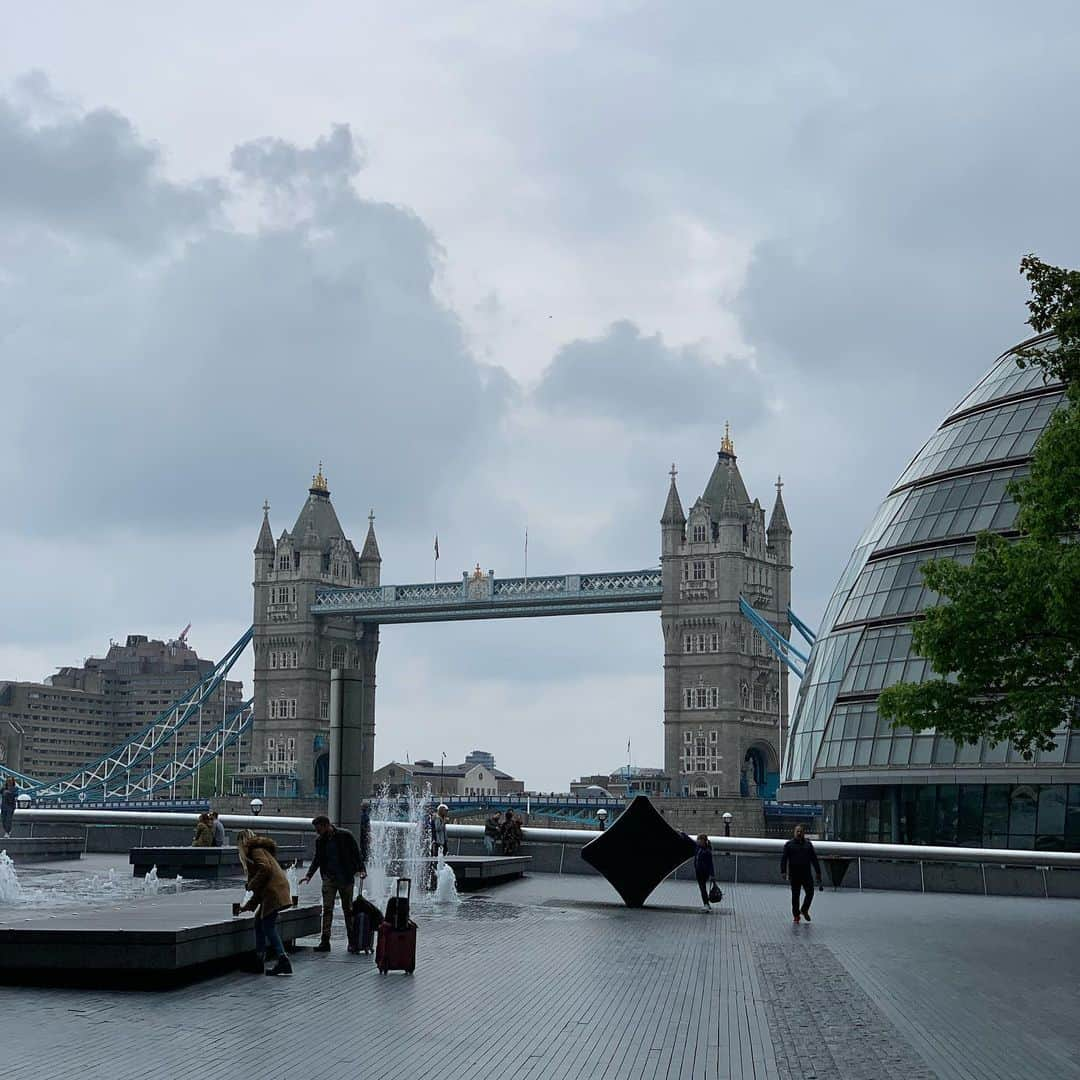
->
[782, 332, 1080, 850]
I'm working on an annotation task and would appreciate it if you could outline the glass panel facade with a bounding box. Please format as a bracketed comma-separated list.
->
[783, 336, 1075, 844]
[950, 347, 1056, 415]
[874, 466, 1026, 553]
[895, 394, 1061, 489]
[836, 544, 974, 626]
[824, 783, 1080, 849]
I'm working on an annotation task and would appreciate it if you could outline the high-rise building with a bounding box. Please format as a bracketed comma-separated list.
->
[661, 429, 792, 798]
[0, 634, 242, 782]
[247, 466, 380, 798]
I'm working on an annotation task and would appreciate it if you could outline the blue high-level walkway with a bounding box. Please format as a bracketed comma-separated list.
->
[311, 569, 663, 621]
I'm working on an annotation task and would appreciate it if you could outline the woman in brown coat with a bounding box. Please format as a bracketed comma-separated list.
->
[236, 829, 293, 975]
[192, 813, 214, 846]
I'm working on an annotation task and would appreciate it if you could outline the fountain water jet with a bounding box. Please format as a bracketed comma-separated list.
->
[0, 851, 23, 903]
[143, 866, 160, 895]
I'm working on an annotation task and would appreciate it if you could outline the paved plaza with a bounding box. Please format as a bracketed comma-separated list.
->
[1, 855, 1078, 1079]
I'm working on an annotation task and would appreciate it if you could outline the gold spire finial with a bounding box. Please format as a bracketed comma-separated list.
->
[311, 462, 328, 493]
[721, 422, 734, 455]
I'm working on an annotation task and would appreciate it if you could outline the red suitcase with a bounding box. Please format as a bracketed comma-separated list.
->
[376, 921, 417, 974]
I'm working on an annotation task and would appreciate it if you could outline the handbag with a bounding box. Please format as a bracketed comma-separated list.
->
[708, 880, 723, 903]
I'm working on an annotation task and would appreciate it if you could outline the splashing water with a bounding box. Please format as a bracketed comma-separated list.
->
[366, 784, 433, 908]
[433, 851, 460, 905]
[0, 851, 23, 903]
[286, 863, 300, 899]
[143, 866, 160, 895]
[174, 875, 184, 894]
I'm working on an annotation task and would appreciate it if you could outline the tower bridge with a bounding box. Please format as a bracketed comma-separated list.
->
[3, 434, 800, 816]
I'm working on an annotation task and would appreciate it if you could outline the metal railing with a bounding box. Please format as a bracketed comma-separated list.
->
[16, 808, 1080, 872]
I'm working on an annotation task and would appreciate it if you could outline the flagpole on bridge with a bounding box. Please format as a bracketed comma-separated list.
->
[524, 526, 528, 584]
[433, 534, 439, 583]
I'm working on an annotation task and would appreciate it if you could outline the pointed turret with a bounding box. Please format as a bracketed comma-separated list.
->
[661, 465, 685, 558]
[767, 476, 791, 536]
[255, 501, 274, 555]
[359, 509, 382, 586]
[661, 464, 686, 526]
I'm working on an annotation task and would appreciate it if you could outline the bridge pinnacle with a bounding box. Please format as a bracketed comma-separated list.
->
[310, 463, 329, 495]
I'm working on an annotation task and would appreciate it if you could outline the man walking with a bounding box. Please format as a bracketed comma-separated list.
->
[210, 810, 226, 847]
[300, 815, 364, 953]
[780, 824, 822, 924]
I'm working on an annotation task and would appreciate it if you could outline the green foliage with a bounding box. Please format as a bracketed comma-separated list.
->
[1015, 255, 1080, 385]
[878, 256, 1080, 755]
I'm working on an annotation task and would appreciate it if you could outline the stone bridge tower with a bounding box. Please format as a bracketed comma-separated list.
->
[661, 428, 791, 799]
[250, 467, 380, 799]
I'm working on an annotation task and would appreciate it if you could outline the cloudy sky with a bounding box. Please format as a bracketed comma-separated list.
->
[2, 3, 1079, 790]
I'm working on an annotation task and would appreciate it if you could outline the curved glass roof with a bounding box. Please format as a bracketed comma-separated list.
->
[784, 333, 1073, 785]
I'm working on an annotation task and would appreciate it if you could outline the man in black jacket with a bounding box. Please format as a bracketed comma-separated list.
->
[301, 815, 364, 952]
[780, 824, 822, 924]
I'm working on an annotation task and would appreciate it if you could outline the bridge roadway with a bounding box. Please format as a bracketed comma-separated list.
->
[1, 854, 1078, 1079]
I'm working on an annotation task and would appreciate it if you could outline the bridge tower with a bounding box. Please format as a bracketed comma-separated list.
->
[250, 467, 380, 799]
[660, 428, 791, 800]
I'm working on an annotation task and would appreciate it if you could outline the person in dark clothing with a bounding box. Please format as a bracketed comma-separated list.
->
[359, 802, 371, 870]
[780, 824, 822, 923]
[1, 777, 17, 837]
[501, 809, 523, 855]
[692, 834, 716, 911]
[210, 810, 226, 847]
[300, 815, 364, 952]
[484, 812, 502, 855]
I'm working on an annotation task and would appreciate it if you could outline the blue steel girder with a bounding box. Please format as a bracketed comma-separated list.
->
[739, 597, 807, 678]
[311, 569, 662, 623]
[787, 606, 817, 646]
[24, 627, 253, 799]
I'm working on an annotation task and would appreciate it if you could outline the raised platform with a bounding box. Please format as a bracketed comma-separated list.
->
[129, 845, 306, 879]
[0, 890, 320, 986]
[445, 854, 530, 889]
[0, 836, 85, 863]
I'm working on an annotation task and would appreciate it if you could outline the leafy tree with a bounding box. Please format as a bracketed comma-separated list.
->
[878, 257, 1080, 756]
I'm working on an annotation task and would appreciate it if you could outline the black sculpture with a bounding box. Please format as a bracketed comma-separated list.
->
[581, 795, 695, 907]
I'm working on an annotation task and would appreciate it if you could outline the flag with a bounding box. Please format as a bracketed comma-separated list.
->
[434, 534, 440, 560]
[627, 737, 631, 755]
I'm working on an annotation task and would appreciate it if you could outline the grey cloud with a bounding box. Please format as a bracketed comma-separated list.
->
[1, 97, 517, 539]
[533, 320, 769, 430]
[0, 77, 221, 251]
[231, 122, 364, 193]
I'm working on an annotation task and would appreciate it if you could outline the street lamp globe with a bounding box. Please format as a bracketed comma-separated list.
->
[16, 793, 31, 810]
[250, 798, 263, 816]
[596, 808, 608, 831]
[722, 811, 733, 837]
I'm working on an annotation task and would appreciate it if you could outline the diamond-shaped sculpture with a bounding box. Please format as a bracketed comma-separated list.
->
[581, 795, 696, 907]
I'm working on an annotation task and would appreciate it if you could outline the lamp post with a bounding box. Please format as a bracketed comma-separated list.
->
[722, 811, 733, 837]
[16, 793, 31, 811]
[250, 798, 263, 817]
[596, 808, 608, 832]
[440, 752, 446, 798]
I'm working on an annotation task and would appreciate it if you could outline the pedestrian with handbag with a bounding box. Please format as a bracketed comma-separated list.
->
[692, 833, 720, 912]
